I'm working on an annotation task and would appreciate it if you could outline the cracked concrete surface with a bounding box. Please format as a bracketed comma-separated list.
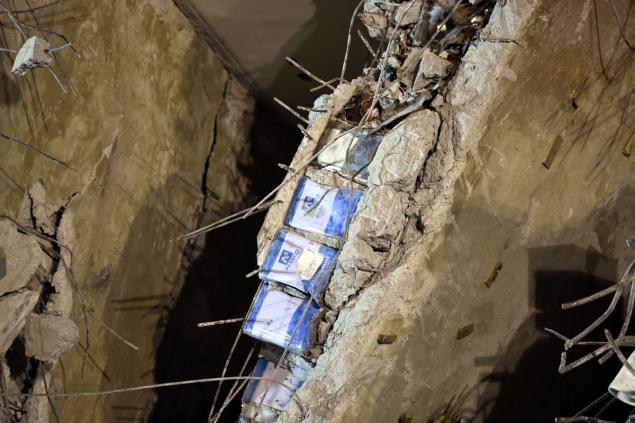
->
[0, 1, 255, 421]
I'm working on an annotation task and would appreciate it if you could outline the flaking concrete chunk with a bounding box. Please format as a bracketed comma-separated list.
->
[349, 185, 408, 251]
[358, 12, 388, 39]
[0, 291, 39, 356]
[394, 0, 423, 27]
[417, 48, 453, 79]
[367, 110, 441, 192]
[24, 313, 79, 362]
[325, 238, 384, 309]
[11, 36, 52, 76]
[0, 221, 52, 296]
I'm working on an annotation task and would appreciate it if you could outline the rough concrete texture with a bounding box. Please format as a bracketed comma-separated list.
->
[22, 370, 53, 423]
[24, 313, 80, 362]
[0, 290, 39, 356]
[348, 185, 409, 252]
[281, 0, 635, 421]
[0, 360, 23, 421]
[324, 238, 384, 310]
[367, 109, 440, 192]
[0, 220, 52, 296]
[417, 48, 453, 79]
[0, 1, 254, 421]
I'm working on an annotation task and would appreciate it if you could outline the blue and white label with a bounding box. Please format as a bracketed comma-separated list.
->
[285, 178, 363, 238]
[260, 230, 337, 295]
[243, 283, 318, 355]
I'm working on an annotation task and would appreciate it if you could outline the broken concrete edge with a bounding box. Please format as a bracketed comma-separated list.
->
[0, 187, 80, 422]
[0, 220, 53, 297]
[24, 313, 80, 362]
[0, 291, 41, 356]
[277, 1, 540, 421]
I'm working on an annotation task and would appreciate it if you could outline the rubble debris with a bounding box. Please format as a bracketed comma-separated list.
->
[484, 260, 503, 288]
[11, 36, 53, 76]
[0, 221, 52, 296]
[317, 129, 383, 184]
[358, 12, 389, 39]
[285, 177, 363, 239]
[259, 230, 337, 296]
[416, 49, 453, 80]
[24, 313, 79, 362]
[243, 283, 319, 356]
[0, 291, 39, 356]
[240, 357, 306, 422]
[393, 0, 423, 27]
[397, 47, 423, 87]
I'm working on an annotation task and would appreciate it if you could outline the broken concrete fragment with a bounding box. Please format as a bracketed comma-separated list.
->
[363, 0, 385, 14]
[367, 110, 441, 192]
[325, 238, 384, 309]
[436, 0, 458, 11]
[0, 221, 52, 296]
[0, 290, 39, 356]
[11, 36, 53, 76]
[358, 12, 388, 39]
[47, 264, 74, 317]
[349, 185, 408, 252]
[394, 0, 423, 27]
[398, 47, 423, 87]
[28, 180, 63, 236]
[24, 313, 80, 362]
[416, 48, 453, 80]
[338, 238, 384, 274]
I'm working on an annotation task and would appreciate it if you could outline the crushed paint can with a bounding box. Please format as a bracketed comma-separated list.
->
[243, 283, 319, 355]
[285, 177, 362, 238]
[609, 350, 635, 406]
[317, 129, 383, 184]
[240, 357, 306, 421]
[259, 230, 337, 296]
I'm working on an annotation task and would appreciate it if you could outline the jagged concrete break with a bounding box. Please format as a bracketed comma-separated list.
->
[0, 1, 256, 421]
